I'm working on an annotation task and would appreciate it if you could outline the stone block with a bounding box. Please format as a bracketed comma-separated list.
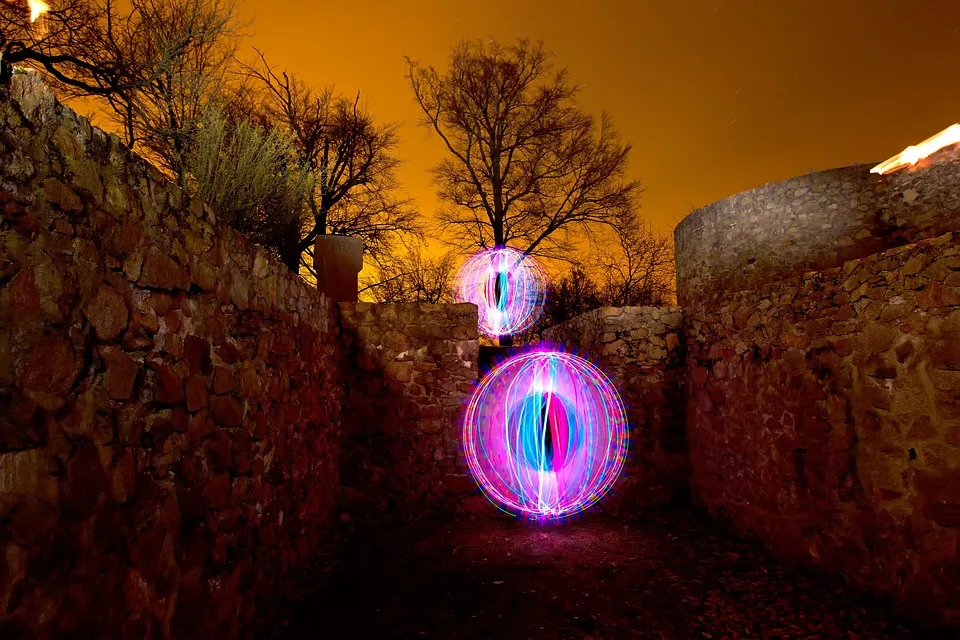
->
[19, 335, 81, 411]
[0, 449, 58, 517]
[139, 247, 190, 291]
[152, 363, 184, 405]
[185, 375, 209, 412]
[212, 396, 244, 428]
[100, 347, 139, 400]
[61, 442, 108, 519]
[85, 285, 129, 340]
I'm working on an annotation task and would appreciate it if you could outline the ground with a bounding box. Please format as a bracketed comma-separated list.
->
[271, 507, 945, 640]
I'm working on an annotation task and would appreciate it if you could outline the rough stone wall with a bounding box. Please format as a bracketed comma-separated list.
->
[675, 149, 960, 305]
[884, 146, 960, 244]
[0, 70, 342, 637]
[544, 306, 688, 509]
[338, 302, 484, 520]
[684, 231, 960, 627]
[675, 164, 885, 305]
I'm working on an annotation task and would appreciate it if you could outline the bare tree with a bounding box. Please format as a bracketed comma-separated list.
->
[361, 241, 455, 304]
[0, 0, 185, 99]
[406, 38, 642, 262]
[518, 263, 603, 342]
[597, 214, 674, 307]
[243, 51, 421, 273]
[1, 0, 245, 192]
[107, 0, 245, 187]
[517, 225, 674, 343]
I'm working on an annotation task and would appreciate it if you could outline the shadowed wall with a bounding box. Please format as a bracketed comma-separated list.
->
[0, 70, 344, 637]
[543, 306, 688, 510]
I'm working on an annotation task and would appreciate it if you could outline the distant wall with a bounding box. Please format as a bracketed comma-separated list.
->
[0, 70, 343, 637]
[544, 306, 688, 509]
[675, 165, 885, 305]
[338, 302, 483, 520]
[684, 231, 960, 627]
[675, 149, 960, 304]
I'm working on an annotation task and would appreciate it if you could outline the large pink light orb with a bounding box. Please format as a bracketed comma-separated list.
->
[462, 349, 629, 519]
[453, 247, 546, 338]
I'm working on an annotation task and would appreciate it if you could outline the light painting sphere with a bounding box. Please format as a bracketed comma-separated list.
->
[453, 247, 546, 338]
[462, 349, 629, 518]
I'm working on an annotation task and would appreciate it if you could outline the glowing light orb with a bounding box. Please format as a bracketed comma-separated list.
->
[462, 349, 629, 518]
[454, 247, 546, 338]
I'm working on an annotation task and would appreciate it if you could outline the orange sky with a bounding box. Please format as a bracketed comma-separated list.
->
[224, 0, 960, 241]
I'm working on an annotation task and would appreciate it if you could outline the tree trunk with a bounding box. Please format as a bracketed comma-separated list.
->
[280, 227, 303, 273]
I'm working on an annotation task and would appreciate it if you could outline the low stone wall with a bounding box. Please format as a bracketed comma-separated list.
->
[544, 306, 688, 509]
[338, 302, 483, 520]
[684, 231, 960, 627]
[0, 70, 342, 637]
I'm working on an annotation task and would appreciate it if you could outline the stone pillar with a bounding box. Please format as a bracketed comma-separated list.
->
[313, 234, 363, 302]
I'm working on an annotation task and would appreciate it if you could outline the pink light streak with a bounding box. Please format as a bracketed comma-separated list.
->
[462, 348, 629, 519]
[453, 247, 546, 338]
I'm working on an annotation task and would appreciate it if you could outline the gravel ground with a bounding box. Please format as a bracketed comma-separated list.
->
[272, 508, 949, 639]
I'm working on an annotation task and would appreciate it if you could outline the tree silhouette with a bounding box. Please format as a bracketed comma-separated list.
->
[1, 0, 189, 101]
[2, 0, 246, 192]
[406, 38, 642, 262]
[361, 240, 455, 304]
[244, 50, 420, 273]
[596, 213, 674, 307]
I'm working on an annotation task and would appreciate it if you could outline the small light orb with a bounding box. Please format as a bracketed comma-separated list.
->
[454, 247, 546, 338]
[462, 349, 629, 519]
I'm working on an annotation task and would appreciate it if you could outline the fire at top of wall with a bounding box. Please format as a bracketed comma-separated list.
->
[27, 0, 49, 23]
[872, 124, 960, 175]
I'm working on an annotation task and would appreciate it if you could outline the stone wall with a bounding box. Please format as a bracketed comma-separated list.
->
[0, 70, 343, 637]
[684, 231, 960, 627]
[883, 146, 960, 244]
[338, 302, 483, 521]
[675, 149, 960, 305]
[544, 306, 688, 509]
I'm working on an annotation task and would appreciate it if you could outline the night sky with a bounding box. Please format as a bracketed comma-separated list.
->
[230, 0, 960, 241]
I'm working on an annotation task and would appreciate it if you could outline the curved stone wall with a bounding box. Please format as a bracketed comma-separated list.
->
[882, 144, 960, 244]
[675, 148, 960, 305]
[684, 231, 960, 628]
[675, 164, 886, 305]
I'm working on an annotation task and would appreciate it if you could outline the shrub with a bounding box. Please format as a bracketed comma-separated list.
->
[188, 108, 313, 259]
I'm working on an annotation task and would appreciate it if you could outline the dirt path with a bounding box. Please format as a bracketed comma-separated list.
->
[276, 508, 942, 639]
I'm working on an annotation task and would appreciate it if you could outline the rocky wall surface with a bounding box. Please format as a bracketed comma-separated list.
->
[883, 145, 960, 245]
[544, 306, 688, 509]
[675, 164, 885, 305]
[338, 302, 484, 520]
[684, 231, 960, 628]
[675, 148, 960, 305]
[0, 70, 342, 637]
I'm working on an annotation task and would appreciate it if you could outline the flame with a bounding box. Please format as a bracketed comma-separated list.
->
[872, 124, 960, 175]
[28, 0, 50, 23]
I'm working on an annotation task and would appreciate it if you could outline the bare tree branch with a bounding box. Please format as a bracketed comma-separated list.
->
[406, 38, 642, 262]
[516, 218, 674, 342]
[241, 50, 421, 272]
[596, 213, 675, 307]
[1, 0, 247, 189]
[360, 240, 455, 303]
